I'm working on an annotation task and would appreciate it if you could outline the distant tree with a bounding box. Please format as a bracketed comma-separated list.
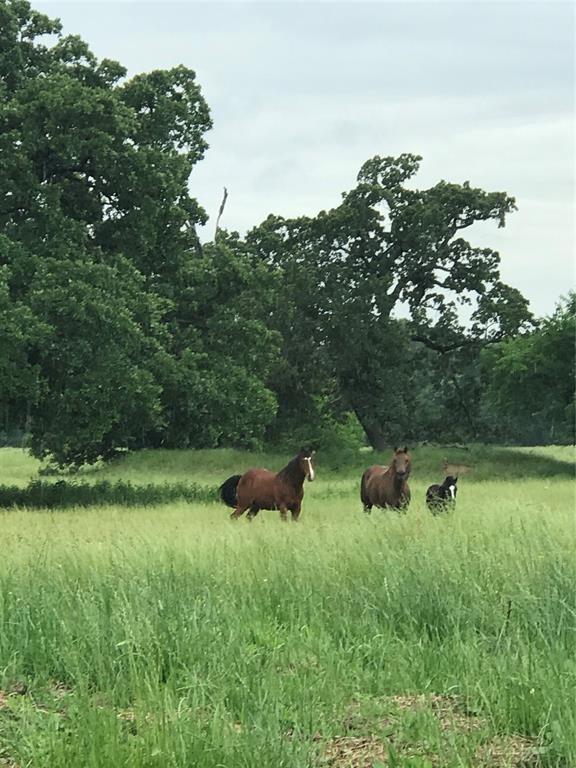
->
[482, 293, 575, 444]
[249, 154, 532, 448]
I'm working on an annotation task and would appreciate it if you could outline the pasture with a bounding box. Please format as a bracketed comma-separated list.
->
[0, 445, 574, 767]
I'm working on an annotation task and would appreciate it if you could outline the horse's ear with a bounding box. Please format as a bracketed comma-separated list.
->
[404, 446, 409, 453]
[393, 446, 398, 452]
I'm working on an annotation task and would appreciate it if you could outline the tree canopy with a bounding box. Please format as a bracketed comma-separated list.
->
[0, 0, 278, 464]
[482, 293, 575, 445]
[0, 0, 570, 464]
[249, 154, 532, 448]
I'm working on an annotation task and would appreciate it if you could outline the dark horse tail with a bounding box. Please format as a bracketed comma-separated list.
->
[219, 475, 242, 508]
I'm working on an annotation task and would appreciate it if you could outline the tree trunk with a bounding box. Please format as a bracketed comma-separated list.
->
[353, 408, 388, 450]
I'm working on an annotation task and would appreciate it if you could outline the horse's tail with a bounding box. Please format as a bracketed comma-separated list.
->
[360, 468, 372, 511]
[219, 474, 242, 508]
[360, 470, 367, 504]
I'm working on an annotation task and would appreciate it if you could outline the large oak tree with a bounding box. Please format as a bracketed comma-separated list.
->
[0, 0, 278, 464]
[250, 154, 532, 448]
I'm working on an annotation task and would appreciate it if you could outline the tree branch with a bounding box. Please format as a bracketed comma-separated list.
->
[411, 333, 504, 354]
[214, 186, 228, 241]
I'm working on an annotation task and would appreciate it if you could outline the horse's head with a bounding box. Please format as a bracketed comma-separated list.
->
[298, 447, 316, 482]
[392, 446, 411, 482]
[443, 475, 458, 499]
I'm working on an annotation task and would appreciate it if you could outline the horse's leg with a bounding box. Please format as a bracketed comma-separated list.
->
[396, 498, 409, 514]
[279, 505, 288, 522]
[247, 505, 259, 521]
[291, 503, 301, 522]
[363, 503, 372, 514]
[399, 486, 411, 514]
[230, 504, 248, 520]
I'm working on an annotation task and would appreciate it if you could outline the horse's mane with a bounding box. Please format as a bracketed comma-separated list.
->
[277, 453, 306, 485]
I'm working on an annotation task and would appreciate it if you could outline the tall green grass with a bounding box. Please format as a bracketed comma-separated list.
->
[0, 446, 573, 767]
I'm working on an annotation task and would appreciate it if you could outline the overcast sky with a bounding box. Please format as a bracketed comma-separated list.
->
[39, 1, 575, 317]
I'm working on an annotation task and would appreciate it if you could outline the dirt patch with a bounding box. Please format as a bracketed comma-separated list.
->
[0, 691, 19, 767]
[324, 736, 391, 768]
[49, 680, 73, 699]
[321, 694, 540, 768]
[476, 735, 541, 767]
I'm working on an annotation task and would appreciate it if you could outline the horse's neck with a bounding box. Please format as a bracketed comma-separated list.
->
[387, 464, 405, 489]
[278, 459, 305, 488]
[387, 460, 410, 480]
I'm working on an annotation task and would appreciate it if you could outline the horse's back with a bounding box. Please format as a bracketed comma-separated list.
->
[362, 465, 388, 484]
[362, 464, 389, 487]
[238, 468, 275, 492]
[237, 468, 278, 508]
[240, 468, 275, 482]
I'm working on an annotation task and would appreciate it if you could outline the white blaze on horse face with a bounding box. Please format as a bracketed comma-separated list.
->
[449, 485, 456, 499]
[304, 457, 315, 481]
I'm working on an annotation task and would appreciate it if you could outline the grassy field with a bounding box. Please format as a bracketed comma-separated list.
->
[0, 444, 573, 767]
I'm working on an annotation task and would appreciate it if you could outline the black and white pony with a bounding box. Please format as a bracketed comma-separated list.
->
[426, 475, 458, 514]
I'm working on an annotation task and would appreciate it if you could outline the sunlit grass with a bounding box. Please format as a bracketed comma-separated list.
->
[0, 445, 573, 767]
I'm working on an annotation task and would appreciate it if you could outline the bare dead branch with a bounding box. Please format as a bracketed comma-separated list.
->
[214, 186, 228, 241]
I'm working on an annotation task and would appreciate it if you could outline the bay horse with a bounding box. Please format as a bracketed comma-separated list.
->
[360, 447, 411, 513]
[426, 475, 457, 514]
[219, 448, 316, 522]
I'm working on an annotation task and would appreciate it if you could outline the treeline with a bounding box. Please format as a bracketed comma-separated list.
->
[1, 1, 574, 466]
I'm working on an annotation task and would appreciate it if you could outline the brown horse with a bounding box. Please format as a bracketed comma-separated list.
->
[360, 447, 411, 513]
[220, 448, 316, 522]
